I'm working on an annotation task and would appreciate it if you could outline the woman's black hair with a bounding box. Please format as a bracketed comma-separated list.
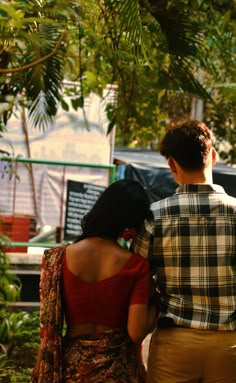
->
[75, 179, 151, 242]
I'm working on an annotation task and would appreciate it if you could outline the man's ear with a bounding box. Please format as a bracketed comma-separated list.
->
[168, 157, 177, 174]
[212, 148, 217, 165]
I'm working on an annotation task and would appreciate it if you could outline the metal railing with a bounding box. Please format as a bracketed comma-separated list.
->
[0, 157, 116, 251]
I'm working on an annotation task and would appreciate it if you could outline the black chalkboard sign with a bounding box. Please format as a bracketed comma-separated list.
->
[64, 180, 105, 241]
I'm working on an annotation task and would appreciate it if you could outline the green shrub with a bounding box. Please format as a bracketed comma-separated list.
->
[0, 236, 40, 382]
[0, 310, 40, 382]
[0, 236, 21, 304]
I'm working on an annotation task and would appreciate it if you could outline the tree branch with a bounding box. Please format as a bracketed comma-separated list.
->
[0, 29, 68, 74]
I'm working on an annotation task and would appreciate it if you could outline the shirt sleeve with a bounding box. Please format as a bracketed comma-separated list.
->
[132, 218, 154, 259]
[129, 257, 150, 305]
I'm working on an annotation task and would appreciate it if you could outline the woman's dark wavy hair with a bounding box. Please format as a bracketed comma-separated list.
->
[75, 179, 151, 242]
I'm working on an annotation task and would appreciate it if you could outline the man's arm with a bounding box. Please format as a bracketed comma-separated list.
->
[132, 219, 154, 258]
[131, 215, 160, 279]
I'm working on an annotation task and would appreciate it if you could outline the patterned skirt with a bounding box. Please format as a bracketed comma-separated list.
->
[62, 328, 147, 383]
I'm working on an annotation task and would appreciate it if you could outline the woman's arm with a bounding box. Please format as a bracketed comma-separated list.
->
[127, 255, 159, 344]
[127, 303, 157, 344]
[128, 274, 159, 344]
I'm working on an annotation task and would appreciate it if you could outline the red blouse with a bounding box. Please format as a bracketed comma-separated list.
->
[62, 252, 150, 328]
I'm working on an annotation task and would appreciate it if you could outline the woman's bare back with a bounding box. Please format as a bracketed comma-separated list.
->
[65, 237, 132, 283]
[64, 237, 133, 337]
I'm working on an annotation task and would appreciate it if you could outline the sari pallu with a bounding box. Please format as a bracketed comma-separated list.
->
[31, 244, 70, 383]
[62, 328, 146, 383]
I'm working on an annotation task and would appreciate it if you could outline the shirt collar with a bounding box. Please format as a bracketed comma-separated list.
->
[175, 184, 226, 194]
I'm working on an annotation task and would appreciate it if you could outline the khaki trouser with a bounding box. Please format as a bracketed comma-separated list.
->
[147, 327, 236, 383]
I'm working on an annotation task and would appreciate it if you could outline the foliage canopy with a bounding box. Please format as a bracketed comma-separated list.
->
[0, 0, 236, 162]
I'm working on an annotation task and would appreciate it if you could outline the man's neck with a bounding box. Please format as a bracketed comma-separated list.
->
[177, 168, 213, 185]
[168, 154, 216, 186]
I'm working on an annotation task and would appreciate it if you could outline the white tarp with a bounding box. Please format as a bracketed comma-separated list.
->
[2, 91, 113, 163]
[0, 90, 115, 229]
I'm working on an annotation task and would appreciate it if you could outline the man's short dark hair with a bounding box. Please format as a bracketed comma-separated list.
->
[159, 120, 215, 171]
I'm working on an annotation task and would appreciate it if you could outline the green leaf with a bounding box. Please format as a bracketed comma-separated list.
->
[71, 96, 84, 110]
[60, 98, 69, 111]
[84, 71, 97, 88]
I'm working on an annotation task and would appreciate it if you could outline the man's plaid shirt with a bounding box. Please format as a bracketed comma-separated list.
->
[133, 184, 236, 331]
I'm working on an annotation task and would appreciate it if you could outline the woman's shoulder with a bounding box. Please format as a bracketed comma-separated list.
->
[43, 243, 69, 263]
[131, 251, 149, 262]
[126, 252, 150, 273]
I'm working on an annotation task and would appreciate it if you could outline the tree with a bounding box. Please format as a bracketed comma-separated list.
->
[0, 0, 236, 162]
[111, 0, 236, 160]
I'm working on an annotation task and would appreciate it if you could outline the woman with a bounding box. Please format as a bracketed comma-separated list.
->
[31, 179, 158, 383]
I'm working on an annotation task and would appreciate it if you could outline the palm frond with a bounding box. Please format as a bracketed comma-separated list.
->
[0, 0, 76, 129]
[167, 57, 212, 99]
[141, 1, 204, 58]
[113, 0, 144, 44]
[95, 0, 148, 58]
[24, 22, 65, 129]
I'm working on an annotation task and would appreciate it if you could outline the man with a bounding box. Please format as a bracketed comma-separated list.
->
[133, 120, 236, 383]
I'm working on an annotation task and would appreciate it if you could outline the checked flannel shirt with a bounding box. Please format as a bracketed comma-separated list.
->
[133, 184, 236, 331]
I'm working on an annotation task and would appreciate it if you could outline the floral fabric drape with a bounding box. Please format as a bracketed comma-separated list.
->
[62, 329, 146, 382]
[31, 244, 70, 383]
